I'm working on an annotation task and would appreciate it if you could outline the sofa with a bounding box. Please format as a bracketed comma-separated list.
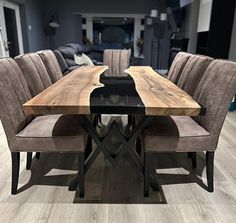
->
[54, 43, 103, 74]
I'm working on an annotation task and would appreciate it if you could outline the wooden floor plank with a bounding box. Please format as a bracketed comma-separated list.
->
[0, 113, 236, 222]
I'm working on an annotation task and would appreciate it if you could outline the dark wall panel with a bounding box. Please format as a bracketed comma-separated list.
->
[207, 0, 236, 59]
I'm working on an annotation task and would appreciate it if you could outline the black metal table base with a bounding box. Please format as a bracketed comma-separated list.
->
[70, 115, 157, 196]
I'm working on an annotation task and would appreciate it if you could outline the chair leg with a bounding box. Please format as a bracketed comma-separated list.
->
[11, 152, 20, 195]
[206, 151, 215, 192]
[144, 152, 150, 197]
[36, 152, 40, 159]
[136, 136, 142, 156]
[78, 153, 85, 198]
[187, 152, 191, 158]
[188, 152, 197, 169]
[98, 114, 102, 124]
[85, 136, 92, 159]
[26, 152, 32, 170]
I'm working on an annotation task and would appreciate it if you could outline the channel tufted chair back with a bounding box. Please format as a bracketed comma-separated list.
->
[15, 53, 52, 96]
[142, 59, 236, 196]
[194, 59, 236, 149]
[167, 52, 192, 84]
[0, 58, 33, 150]
[103, 49, 131, 77]
[38, 50, 63, 83]
[177, 54, 213, 96]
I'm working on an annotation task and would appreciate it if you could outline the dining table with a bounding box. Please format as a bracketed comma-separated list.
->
[23, 65, 204, 192]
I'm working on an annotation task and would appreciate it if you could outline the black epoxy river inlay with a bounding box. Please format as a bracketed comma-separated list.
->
[90, 73, 145, 114]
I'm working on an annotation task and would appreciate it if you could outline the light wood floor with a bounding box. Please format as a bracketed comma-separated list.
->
[0, 113, 236, 223]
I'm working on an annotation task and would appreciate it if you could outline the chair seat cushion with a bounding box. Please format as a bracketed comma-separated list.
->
[143, 116, 211, 152]
[17, 114, 84, 138]
[15, 115, 86, 152]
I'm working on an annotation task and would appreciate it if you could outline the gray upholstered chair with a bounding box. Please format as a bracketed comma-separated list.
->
[37, 50, 63, 83]
[103, 49, 131, 77]
[167, 52, 192, 84]
[54, 49, 70, 75]
[0, 58, 87, 197]
[142, 59, 236, 196]
[15, 53, 52, 96]
[177, 54, 213, 96]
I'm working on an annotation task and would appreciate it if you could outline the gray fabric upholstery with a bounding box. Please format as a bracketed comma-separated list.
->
[0, 58, 33, 139]
[17, 115, 85, 138]
[53, 50, 69, 74]
[144, 59, 236, 152]
[15, 53, 52, 96]
[0, 58, 86, 152]
[103, 49, 131, 77]
[193, 60, 236, 149]
[167, 52, 192, 84]
[38, 50, 63, 83]
[16, 114, 86, 152]
[177, 55, 213, 96]
[143, 116, 210, 152]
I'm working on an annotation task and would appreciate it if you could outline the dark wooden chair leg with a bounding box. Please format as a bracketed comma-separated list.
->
[144, 152, 150, 197]
[188, 152, 197, 169]
[26, 152, 32, 170]
[128, 115, 132, 125]
[128, 115, 136, 129]
[136, 136, 142, 156]
[93, 115, 99, 127]
[36, 152, 40, 159]
[187, 152, 191, 158]
[206, 151, 214, 192]
[85, 136, 92, 159]
[11, 152, 20, 195]
[78, 153, 85, 198]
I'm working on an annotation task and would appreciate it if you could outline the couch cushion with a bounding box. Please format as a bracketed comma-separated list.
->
[58, 46, 76, 60]
[74, 53, 94, 66]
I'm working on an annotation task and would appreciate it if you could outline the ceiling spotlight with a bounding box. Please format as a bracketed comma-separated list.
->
[101, 20, 104, 24]
[124, 18, 127, 21]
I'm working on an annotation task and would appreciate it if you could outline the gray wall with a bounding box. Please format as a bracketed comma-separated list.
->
[43, 0, 164, 15]
[10, 0, 45, 52]
[42, 0, 167, 48]
[23, 0, 45, 52]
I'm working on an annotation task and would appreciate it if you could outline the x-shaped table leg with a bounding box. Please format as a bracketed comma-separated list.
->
[69, 115, 159, 193]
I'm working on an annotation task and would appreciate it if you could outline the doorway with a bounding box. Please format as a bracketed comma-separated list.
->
[0, 1, 24, 58]
[81, 13, 145, 57]
[93, 17, 134, 51]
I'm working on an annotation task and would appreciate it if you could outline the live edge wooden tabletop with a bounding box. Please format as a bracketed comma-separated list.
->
[23, 65, 202, 116]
